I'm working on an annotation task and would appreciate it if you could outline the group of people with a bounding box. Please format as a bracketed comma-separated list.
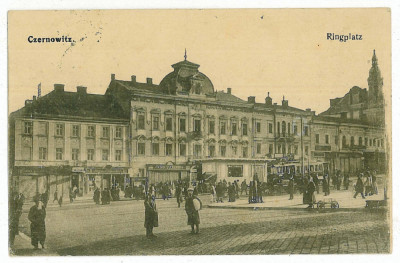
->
[353, 171, 378, 199]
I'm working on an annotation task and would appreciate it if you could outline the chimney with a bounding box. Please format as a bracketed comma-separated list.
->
[146, 77, 152, 84]
[54, 84, 64, 92]
[282, 95, 288, 108]
[227, 88, 232, 94]
[33, 96, 37, 101]
[77, 86, 87, 94]
[248, 96, 256, 103]
[111, 74, 115, 81]
[265, 92, 272, 106]
[25, 99, 33, 106]
[131, 75, 136, 83]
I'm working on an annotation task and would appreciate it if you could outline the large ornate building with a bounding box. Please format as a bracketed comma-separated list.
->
[9, 51, 387, 199]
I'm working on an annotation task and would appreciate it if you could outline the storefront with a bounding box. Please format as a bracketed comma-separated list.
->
[146, 163, 191, 184]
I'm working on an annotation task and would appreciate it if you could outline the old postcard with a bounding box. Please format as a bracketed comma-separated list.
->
[7, 9, 391, 256]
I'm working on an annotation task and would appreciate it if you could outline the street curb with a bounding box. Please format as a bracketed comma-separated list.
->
[206, 204, 388, 213]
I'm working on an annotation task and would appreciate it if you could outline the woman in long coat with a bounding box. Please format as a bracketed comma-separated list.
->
[185, 188, 201, 234]
[28, 199, 46, 249]
[144, 194, 158, 238]
[307, 178, 316, 208]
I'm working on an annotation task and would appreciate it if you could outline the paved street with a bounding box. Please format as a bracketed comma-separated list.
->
[13, 194, 390, 256]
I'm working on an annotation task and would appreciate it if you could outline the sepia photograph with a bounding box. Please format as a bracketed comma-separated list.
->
[7, 8, 391, 256]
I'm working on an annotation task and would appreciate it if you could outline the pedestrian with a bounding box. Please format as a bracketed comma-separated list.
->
[228, 182, 235, 202]
[185, 188, 202, 234]
[372, 172, 378, 195]
[210, 183, 216, 203]
[93, 187, 100, 204]
[53, 190, 58, 203]
[353, 174, 365, 199]
[322, 174, 329, 196]
[288, 176, 294, 200]
[9, 192, 24, 246]
[336, 170, 342, 190]
[176, 183, 182, 208]
[216, 182, 224, 203]
[42, 190, 49, 208]
[312, 173, 320, 194]
[28, 197, 46, 249]
[307, 178, 316, 208]
[144, 194, 158, 238]
[69, 188, 74, 203]
[343, 173, 350, 190]
[364, 172, 373, 196]
[241, 179, 248, 196]
[58, 195, 63, 207]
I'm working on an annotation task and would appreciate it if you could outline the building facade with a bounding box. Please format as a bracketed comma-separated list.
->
[9, 51, 387, 199]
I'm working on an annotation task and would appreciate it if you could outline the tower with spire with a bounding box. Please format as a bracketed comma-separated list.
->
[367, 49, 384, 105]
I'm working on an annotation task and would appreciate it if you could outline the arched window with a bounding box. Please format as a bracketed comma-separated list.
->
[351, 136, 355, 146]
[358, 137, 362, 145]
[342, 136, 347, 148]
[282, 121, 286, 137]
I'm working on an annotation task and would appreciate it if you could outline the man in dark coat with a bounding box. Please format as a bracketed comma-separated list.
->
[228, 182, 235, 202]
[353, 175, 365, 199]
[176, 183, 182, 208]
[241, 180, 248, 196]
[343, 173, 350, 190]
[322, 175, 329, 196]
[185, 188, 201, 234]
[9, 192, 24, 246]
[144, 194, 158, 238]
[307, 178, 316, 208]
[53, 190, 58, 203]
[336, 170, 342, 190]
[93, 187, 100, 204]
[288, 176, 295, 200]
[28, 198, 46, 249]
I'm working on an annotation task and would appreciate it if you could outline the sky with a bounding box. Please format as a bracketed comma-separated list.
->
[8, 9, 391, 114]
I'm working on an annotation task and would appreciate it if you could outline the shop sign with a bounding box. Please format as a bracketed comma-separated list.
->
[72, 167, 86, 173]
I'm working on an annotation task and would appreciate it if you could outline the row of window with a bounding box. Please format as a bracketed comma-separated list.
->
[314, 133, 384, 148]
[35, 147, 123, 161]
[137, 115, 310, 136]
[23, 122, 123, 139]
[135, 142, 307, 157]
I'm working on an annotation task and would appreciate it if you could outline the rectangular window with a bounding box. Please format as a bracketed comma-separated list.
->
[220, 145, 226, 157]
[305, 146, 309, 156]
[179, 143, 186, 156]
[152, 116, 159, 130]
[87, 149, 94, 161]
[166, 117, 173, 131]
[256, 143, 262, 154]
[369, 139, 372, 146]
[72, 125, 80, 137]
[115, 150, 122, 161]
[152, 143, 159, 156]
[39, 147, 47, 160]
[335, 136, 339, 145]
[269, 144, 273, 154]
[38, 122, 48, 136]
[138, 143, 145, 155]
[268, 123, 273, 134]
[102, 149, 109, 161]
[278, 144, 282, 154]
[220, 121, 226, 135]
[227, 165, 243, 177]
[166, 143, 173, 156]
[179, 118, 186, 132]
[365, 137, 368, 146]
[24, 121, 33, 135]
[256, 122, 261, 133]
[208, 145, 215, 157]
[231, 122, 237, 135]
[115, 127, 122, 138]
[294, 125, 298, 135]
[72, 148, 79, 161]
[194, 144, 202, 157]
[138, 114, 145, 130]
[325, 135, 329, 144]
[194, 119, 201, 132]
[304, 126, 309, 136]
[209, 120, 215, 134]
[294, 145, 299, 155]
[102, 127, 110, 138]
[316, 134, 320, 144]
[87, 125, 95, 137]
[55, 124, 64, 136]
[242, 146, 248, 158]
[277, 122, 281, 136]
[56, 148, 63, 160]
[242, 123, 248, 136]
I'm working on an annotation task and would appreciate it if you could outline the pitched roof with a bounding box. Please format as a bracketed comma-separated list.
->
[10, 90, 128, 121]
